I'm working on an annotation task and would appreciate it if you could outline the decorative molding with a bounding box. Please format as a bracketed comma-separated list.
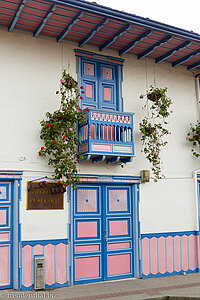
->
[91, 111, 132, 123]
[79, 175, 140, 184]
[75, 49, 124, 66]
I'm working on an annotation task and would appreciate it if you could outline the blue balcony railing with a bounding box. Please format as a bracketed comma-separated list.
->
[78, 109, 135, 164]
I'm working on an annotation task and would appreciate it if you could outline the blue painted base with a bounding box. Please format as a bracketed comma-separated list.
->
[0, 285, 12, 290]
[22, 282, 68, 291]
[22, 284, 34, 291]
[142, 268, 199, 279]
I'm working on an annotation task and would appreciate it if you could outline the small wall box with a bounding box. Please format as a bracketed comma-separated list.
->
[140, 170, 150, 183]
[34, 257, 45, 290]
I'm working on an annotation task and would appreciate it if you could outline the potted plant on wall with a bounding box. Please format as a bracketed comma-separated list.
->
[139, 85, 173, 181]
[186, 120, 200, 157]
[39, 70, 85, 189]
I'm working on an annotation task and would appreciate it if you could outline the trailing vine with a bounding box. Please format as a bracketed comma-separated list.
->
[39, 70, 85, 189]
[186, 120, 200, 157]
[139, 85, 173, 181]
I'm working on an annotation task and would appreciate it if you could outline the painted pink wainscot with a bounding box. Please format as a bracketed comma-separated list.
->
[45, 244, 55, 286]
[141, 232, 198, 278]
[23, 245, 32, 287]
[56, 243, 67, 284]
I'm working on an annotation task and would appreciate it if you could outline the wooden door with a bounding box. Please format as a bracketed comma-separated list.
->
[80, 60, 118, 111]
[73, 184, 134, 284]
[0, 182, 12, 289]
[103, 185, 134, 280]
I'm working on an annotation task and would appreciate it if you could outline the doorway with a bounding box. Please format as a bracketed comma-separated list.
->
[72, 183, 138, 284]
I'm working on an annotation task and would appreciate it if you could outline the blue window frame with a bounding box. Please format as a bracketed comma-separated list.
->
[75, 50, 124, 112]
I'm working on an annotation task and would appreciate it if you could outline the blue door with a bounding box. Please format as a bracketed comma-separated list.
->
[0, 181, 13, 289]
[80, 60, 118, 111]
[73, 183, 136, 284]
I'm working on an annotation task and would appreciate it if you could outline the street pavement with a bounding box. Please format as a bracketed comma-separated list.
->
[2, 273, 200, 299]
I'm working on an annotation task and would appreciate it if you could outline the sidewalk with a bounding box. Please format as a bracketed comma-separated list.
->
[2, 273, 200, 299]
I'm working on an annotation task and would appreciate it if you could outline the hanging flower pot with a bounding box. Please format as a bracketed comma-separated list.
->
[186, 121, 200, 157]
[39, 70, 85, 189]
[193, 134, 200, 143]
[146, 126, 156, 135]
[147, 92, 162, 102]
[139, 86, 173, 181]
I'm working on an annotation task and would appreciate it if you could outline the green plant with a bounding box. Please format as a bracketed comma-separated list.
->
[139, 85, 173, 181]
[39, 70, 85, 189]
[186, 121, 200, 157]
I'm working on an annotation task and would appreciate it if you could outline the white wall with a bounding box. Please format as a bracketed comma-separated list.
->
[0, 27, 199, 239]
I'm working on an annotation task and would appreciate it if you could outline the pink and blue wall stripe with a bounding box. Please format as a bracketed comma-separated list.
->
[141, 231, 199, 278]
[21, 239, 69, 290]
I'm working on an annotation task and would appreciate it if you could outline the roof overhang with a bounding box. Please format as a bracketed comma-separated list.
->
[1, 0, 200, 72]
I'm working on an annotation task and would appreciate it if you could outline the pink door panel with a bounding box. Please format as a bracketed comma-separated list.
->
[108, 253, 131, 276]
[75, 256, 100, 280]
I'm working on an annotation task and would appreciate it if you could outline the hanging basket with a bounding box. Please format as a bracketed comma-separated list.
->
[147, 92, 162, 102]
[194, 134, 200, 143]
[146, 126, 156, 135]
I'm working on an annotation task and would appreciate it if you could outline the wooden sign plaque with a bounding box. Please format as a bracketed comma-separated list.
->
[27, 181, 64, 210]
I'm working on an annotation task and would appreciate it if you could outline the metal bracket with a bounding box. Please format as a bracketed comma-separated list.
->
[121, 156, 133, 163]
[107, 156, 120, 164]
[92, 155, 106, 163]
[80, 155, 91, 162]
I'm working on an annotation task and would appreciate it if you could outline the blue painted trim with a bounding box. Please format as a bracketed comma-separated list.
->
[99, 24, 131, 52]
[142, 268, 198, 279]
[21, 284, 34, 291]
[8, 0, 27, 32]
[119, 30, 152, 56]
[141, 230, 197, 238]
[79, 17, 109, 47]
[22, 282, 68, 291]
[0, 171, 23, 175]
[188, 61, 200, 71]
[155, 40, 191, 63]
[79, 174, 141, 182]
[172, 48, 200, 67]
[137, 35, 172, 59]
[33, 4, 57, 38]
[57, 11, 84, 43]
[45, 282, 69, 288]
[21, 239, 68, 247]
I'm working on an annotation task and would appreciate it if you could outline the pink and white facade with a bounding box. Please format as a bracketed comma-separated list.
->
[0, 0, 200, 290]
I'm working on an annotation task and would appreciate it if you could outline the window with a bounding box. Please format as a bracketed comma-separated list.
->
[75, 50, 124, 112]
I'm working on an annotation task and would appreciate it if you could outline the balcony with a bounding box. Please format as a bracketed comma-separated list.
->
[78, 109, 135, 164]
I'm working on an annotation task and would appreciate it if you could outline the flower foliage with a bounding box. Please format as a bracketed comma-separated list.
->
[39, 70, 85, 188]
[186, 121, 200, 158]
[139, 85, 173, 181]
